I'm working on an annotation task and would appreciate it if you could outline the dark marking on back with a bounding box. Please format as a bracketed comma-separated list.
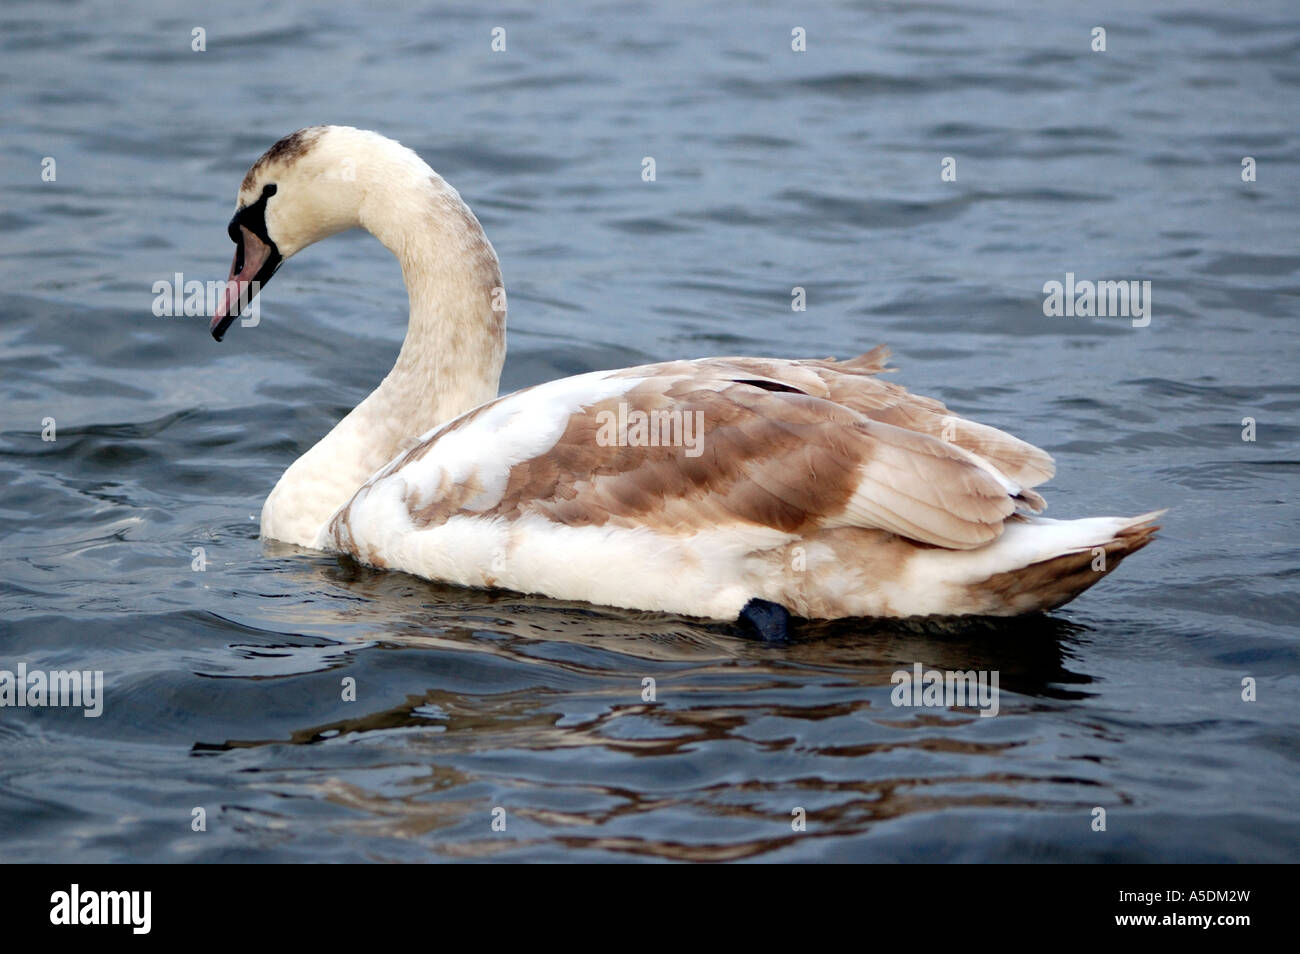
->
[735, 379, 805, 394]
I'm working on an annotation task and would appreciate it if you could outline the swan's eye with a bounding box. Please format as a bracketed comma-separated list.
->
[263, 183, 277, 197]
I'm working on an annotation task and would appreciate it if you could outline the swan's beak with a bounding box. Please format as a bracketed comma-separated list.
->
[210, 225, 281, 341]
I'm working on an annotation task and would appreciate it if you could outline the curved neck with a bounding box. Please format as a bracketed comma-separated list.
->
[366, 170, 506, 429]
[262, 162, 506, 547]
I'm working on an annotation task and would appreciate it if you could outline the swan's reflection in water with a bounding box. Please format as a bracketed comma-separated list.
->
[198, 551, 1109, 861]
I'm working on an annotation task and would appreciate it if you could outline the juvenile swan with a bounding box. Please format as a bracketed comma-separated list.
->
[210, 126, 1162, 632]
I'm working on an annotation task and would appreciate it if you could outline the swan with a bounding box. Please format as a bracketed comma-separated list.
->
[209, 126, 1162, 636]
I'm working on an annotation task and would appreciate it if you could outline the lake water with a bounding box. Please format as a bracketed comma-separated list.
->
[1, 0, 1298, 862]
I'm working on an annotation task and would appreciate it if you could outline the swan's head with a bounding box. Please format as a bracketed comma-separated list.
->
[210, 125, 377, 340]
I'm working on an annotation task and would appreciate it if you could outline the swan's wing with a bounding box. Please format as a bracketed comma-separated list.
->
[323, 350, 1052, 554]
[691, 347, 1055, 491]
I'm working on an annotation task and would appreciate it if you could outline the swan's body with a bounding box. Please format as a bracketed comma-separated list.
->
[211, 126, 1161, 623]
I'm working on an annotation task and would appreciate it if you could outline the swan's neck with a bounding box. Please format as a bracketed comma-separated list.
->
[262, 165, 506, 547]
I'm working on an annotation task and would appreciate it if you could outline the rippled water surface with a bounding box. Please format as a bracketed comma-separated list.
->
[2, 0, 1298, 862]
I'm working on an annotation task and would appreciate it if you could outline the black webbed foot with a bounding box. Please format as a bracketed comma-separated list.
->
[737, 598, 792, 643]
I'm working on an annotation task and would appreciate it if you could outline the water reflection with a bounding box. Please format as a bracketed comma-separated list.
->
[191, 553, 1104, 860]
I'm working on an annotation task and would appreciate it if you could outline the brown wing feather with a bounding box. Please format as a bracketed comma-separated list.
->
[692, 349, 1055, 491]
[392, 348, 1052, 551]
[460, 372, 1019, 549]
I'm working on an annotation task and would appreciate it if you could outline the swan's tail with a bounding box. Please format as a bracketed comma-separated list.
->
[958, 509, 1166, 615]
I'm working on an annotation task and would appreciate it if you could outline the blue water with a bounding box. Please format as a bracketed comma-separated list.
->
[1, 0, 1297, 861]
